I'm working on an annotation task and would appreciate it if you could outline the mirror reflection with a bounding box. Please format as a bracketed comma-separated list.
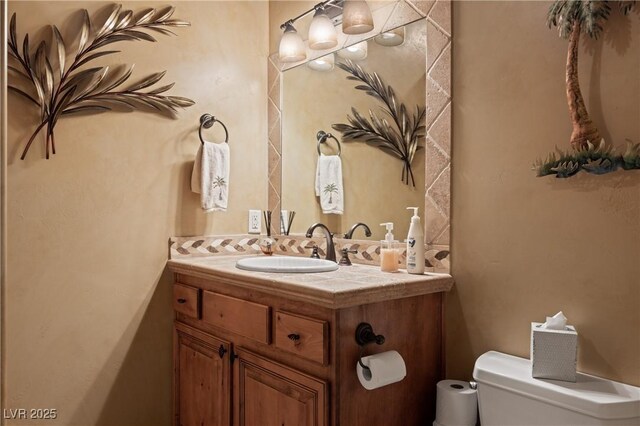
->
[282, 19, 426, 241]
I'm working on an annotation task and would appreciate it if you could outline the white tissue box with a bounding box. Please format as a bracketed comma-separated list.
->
[530, 322, 577, 382]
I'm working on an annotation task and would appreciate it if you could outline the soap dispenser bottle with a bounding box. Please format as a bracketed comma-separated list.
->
[380, 222, 399, 272]
[406, 207, 425, 274]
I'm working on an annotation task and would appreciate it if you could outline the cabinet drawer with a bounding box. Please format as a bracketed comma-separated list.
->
[173, 284, 200, 319]
[202, 291, 270, 344]
[275, 311, 329, 365]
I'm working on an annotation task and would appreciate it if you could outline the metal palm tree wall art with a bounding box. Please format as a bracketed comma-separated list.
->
[533, 0, 639, 178]
[8, 4, 195, 160]
[332, 60, 425, 187]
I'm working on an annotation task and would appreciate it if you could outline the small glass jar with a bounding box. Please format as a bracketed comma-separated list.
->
[259, 237, 274, 256]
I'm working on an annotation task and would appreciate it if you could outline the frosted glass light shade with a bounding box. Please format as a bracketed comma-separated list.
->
[342, 0, 374, 35]
[308, 53, 335, 71]
[374, 27, 405, 46]
[308, 8, 338, 50]
[337, 41, 368, 60]
[279, 23, 307, 63]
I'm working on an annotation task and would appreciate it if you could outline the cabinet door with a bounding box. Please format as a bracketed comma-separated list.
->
[174, 323, 231, 426]
[234, 348, 327, 426]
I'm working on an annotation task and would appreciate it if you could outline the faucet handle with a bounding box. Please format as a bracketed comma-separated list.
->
[339, 248, 358, 266]
[304, 244, 321, 259]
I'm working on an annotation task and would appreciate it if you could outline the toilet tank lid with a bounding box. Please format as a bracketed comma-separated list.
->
[472, 351, 640, 420]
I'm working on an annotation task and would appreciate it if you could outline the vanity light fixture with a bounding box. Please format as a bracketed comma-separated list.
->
[308, 53, 335, 71]
[374, 26, 405, 47]
[278, 0, 375, 63]
[279, 22, 307, 63]
[308, 6, 338, 50]
[342, 0, 374, 35]
[336, 40, 368, 60]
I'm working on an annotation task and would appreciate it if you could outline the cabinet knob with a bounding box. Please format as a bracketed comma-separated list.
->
[177, 298, 187, 304]
[287, 333, 301, 341]
[218, 344, 227, 359]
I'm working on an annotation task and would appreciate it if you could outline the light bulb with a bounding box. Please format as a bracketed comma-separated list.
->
[279, 23, 307, 63]
[308, 7, 338, 50]
[374, 27, 405, 47]
[308, 53, 335, 71]
[337, 41, 368, 60]
[342, 0, 374, 35]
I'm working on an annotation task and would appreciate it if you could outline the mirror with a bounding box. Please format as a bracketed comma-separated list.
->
[281, 19, 426, 241]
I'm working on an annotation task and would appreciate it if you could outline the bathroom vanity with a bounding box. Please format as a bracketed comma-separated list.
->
[168, 254, 453, 426]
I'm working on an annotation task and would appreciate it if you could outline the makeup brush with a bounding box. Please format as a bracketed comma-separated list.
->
[263, 210, 272, 237]
[286, 211, 296, 236]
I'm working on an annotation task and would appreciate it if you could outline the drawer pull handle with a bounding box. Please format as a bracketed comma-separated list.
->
[287, 333, 301, 342]
[218, 344, 227, 359]
[177, 298, 187, 304]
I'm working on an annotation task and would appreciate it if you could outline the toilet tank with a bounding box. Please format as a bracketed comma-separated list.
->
[473, 351, 640, 426]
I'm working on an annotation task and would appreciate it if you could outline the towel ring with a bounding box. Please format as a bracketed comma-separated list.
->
[317, 130, 341, 156]
[199, 113, 229, 145]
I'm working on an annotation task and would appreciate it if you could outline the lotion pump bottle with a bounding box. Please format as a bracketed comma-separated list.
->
[380, 222, 399, 272]
[406, 207, 425, 274]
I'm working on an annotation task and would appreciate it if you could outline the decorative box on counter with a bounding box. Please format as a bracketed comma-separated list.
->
[530, 322, 578, 382]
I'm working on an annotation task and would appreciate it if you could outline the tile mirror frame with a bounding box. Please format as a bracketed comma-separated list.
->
[267, 0, 451, 256]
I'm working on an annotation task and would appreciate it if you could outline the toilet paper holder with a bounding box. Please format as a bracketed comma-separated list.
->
[355, 322, 385, 346]
[355, 322, 385, 377]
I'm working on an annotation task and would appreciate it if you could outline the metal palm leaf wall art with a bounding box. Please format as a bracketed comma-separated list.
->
[332, 60, 425, 187]
[8, 4, 195, 160]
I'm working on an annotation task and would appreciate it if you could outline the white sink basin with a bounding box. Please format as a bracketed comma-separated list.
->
[235, 256, 338, 273]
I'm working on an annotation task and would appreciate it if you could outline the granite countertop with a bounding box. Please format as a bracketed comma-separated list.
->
[167, 254, 454, 309]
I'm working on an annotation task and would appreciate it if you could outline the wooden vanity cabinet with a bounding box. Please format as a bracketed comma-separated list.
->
[174, 323, 231, 426]
[172, 273, 444, 426]
[234, 348, 327, 426]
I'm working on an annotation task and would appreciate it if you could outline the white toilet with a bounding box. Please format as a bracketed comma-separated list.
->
[473, 351, 640, 426]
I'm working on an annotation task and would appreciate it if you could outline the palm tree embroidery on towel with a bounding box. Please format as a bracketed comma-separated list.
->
[213, 176, 226, 201]
[323, 183, 338, 204]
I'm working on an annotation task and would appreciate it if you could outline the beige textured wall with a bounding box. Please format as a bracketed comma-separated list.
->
[282, 20, 426, 240]
[449, 1, 640, 385]
[5, 1, 267, 424]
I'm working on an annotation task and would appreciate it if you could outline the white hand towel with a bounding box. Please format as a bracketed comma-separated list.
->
[191, 142, 230, 212]
[315, 154, 344, 215]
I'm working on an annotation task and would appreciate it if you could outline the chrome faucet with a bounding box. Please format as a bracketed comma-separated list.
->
[305, 223, 337, 262]
[344, 222, 372, 239]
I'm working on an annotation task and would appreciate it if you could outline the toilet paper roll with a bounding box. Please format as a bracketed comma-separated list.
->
[434, 380, 477, 426]
[356, 350, 406, 390]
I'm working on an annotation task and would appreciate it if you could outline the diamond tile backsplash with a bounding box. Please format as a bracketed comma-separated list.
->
[170, 234, 450, 273]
